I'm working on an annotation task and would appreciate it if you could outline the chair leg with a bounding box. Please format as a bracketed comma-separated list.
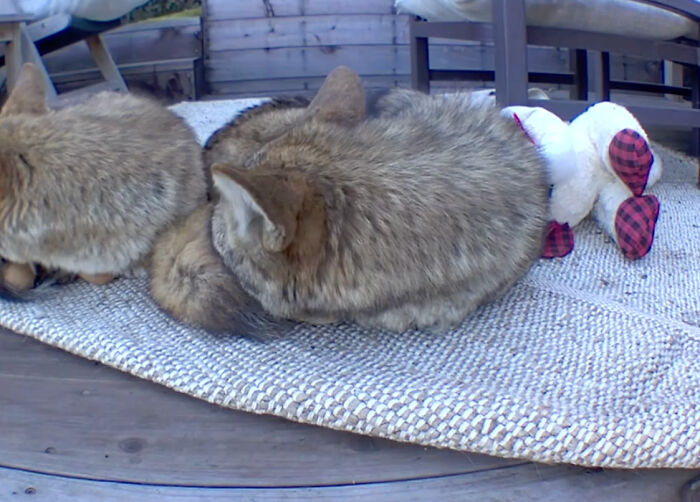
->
[571, 49, 588, 100]
[690, 64, 700, 187]
[492, 0, 528, 106]
[410, 17, 429, 93]
[599, 51, 611, 101]
[86, 34, 127, 93]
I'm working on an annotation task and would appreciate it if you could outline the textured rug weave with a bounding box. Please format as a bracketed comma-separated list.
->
[1, 100, 699, 468]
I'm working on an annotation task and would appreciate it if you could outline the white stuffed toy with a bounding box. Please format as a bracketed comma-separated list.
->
[501, 102, 662, 260]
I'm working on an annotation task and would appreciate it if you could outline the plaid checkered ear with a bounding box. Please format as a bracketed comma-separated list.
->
[608, 129, 654, 197]
[542, 221, 574, 258]
[615, 195, 660, 260]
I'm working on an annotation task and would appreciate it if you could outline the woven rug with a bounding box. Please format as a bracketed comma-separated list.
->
[1, 100, 699, 469]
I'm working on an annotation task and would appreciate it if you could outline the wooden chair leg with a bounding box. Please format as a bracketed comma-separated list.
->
[492, 0, 528, 106]
[571, 49, 588, 100]
[410, 17, 430, 93]
[599, 51, 611, 101]
[690, 64, 700, 187]
[5, 22, 22, 90]
[86, 34, 127, 92]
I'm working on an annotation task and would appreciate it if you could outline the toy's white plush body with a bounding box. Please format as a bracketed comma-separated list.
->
[502, 102, 662, 255]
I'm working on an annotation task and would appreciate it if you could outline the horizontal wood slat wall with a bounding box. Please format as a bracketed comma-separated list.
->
[30, 17, 204, 101]
[204, 0, 663, 99]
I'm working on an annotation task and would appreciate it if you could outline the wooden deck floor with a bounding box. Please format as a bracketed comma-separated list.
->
[1, 327, 698, 501]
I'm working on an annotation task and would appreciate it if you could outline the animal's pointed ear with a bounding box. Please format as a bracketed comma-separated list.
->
[212, 164, 306, 253]
[307, 65, 365, 126]
[1, 63, 49, 117]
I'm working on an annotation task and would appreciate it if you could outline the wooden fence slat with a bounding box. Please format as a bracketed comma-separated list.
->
[206, 44, 574, 82]
[207, 45, 411, 82]
[41, 18, 201, 74]
[208, 74, 412, 97]
[206, 0, 396, 21]
[207, 14, 408, 51]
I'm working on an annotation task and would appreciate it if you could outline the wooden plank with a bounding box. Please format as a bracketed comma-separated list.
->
[206, 44, 569, 83]
[0, 328, 519, 487]
[209, 77, 493, 101]
[208, 74, 410, 98]
[207, 14, 408, 51]
[0, 329, 120, 382]
[1, 462, 697, 501]
[47, 59, 203, 102]
[4, 21, 21, 89]
[610, 54, 663, 84]
[39, 17, 201, 75]
[205, 0, 397, 20]
[85, 34, 127, 92]
[207, 45, 411, 82]
[205, 76, 485, 101]
[117, 17, 202, 33]
[3, 328, 697, 500]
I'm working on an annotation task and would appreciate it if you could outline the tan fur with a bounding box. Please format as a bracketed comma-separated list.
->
[209, 68, 550, 332]
[0, 64, 50, 296]
[203, 65, 365, 173]
[203, 97, 309, 176]
[0, 63, 207, 292]
[151, 66, 549, 334]
[0, 63, 49, 117]
[1, 261, 35, 291]
[149, 204, 293, 338]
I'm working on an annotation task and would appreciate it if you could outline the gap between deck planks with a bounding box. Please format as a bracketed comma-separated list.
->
[1, 464, 697, 502]
[0, 327, 697, 501]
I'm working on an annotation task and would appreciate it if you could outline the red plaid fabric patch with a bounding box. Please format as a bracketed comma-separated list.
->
[608, 128, 654, 197]
[542, 221, 574, 258]
[615, 195, 660, 260]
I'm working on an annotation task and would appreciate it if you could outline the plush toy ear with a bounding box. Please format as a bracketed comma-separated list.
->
[306, 65, 366, 126]
[212, 164, 307, 253]
[1, 63, 49, 117]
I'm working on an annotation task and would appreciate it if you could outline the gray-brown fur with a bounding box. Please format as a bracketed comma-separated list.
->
[204, 96, 310, 169]
[207, 66, 549, 332]
[149, 204, 294, 339]
[0, 63, 207, 294]
[148, 67, 365, 336]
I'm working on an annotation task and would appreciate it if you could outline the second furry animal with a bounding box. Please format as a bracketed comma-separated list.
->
[0, 63, 207, 297]
[151, 66, 549, 335]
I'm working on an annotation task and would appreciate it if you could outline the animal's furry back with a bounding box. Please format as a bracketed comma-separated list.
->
[150, 67, 549, 336]
[0, 89, 207, 276]
[209, 81, 550, 332]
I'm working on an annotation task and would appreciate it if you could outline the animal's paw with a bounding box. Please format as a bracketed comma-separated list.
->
[542, 221, 574, 258]
[615, 194, 660, 260]
[79, 272, 116, 285]
[608, 128, 654, 196]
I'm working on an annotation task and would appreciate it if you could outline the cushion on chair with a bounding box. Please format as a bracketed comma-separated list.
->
[16, 0, 149, 22]
[396, 0, 698, 40]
